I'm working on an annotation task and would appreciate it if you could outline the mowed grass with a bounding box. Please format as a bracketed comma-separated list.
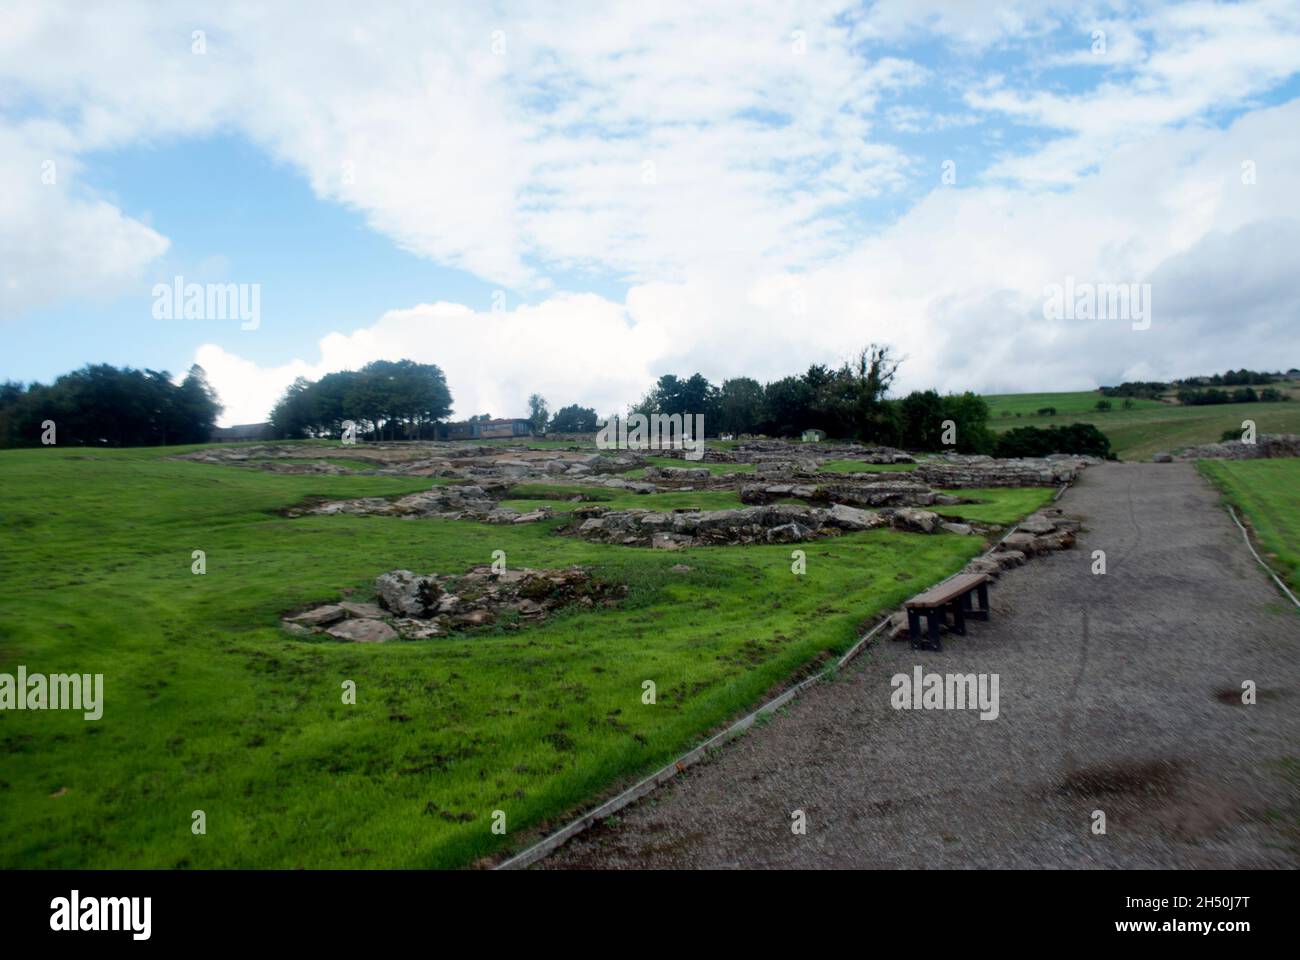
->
[503, 481, 1047, 527]
[935, 488, 1057, 525]
[985, 389, 1300, 461]
[1198, 458, 1300, 591]
[0, 445, 1011, 869]
[984, 390, 1166, 419]
[640, 456, 755, 476]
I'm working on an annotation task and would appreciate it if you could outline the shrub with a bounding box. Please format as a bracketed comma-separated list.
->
[995, 423, 1112, 459]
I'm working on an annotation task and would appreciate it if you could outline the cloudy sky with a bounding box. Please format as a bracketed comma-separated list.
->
[4, 0, 1300, 425]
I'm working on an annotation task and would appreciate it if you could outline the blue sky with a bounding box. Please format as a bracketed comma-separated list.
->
[19, 135, 504, 379]
[4, 1, 1300, 423]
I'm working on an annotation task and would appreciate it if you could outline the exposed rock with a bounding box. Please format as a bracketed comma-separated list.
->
[286, 565, 626, 642]
[740, 479, 933, 508]
[286, 605, 347, 627]
[651, 532, 690, 550]
[940, 522, 974, 536]
[337, 601, 385, 619]
[964, 558, 1003, 578]
[1016, 517, 1058, 535]
[567, 498, 895, 548]
[1000, 532, 1040, 555]
[886, 508, 941, 534]
[886, 611, 910, 642]
[1152, 451, 1173, 463]
[754, 460, 820, 479]
[514, 599, 545, 618]
[916, 455, 1091, 488]
[391, 618, 446, 639]
[375, 570, 443, 617]
[1171, 433, 1300, 461]
[589, 453, 648, 474]
[826, 503, 884, 531]
[766, 521, 813, 543]
[1032, 530, 1076, 552]
[326, 619, 397, 643]
[819, 481, 937, 508]
[644, 465, 712, 481]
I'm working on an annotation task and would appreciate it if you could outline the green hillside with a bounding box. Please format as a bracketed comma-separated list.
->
[984, 385, 1300, 461]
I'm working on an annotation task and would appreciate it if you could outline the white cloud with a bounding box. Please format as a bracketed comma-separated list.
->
[198, 95, 1300, 424]
[0, 126, 169, 316]
[3, 1, 1300, 420]
[0, 0, 925, 298]
[971, 0, 1300, 184]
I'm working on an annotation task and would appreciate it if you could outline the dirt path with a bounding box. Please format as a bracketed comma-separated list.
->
[541, 463, 1300, 869]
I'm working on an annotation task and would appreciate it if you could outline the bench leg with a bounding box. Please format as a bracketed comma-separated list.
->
[907, 609, 921, 649]
[926, 609, 942, 652]
[977, 582, 990, 617]
[950, 599, 966, 636]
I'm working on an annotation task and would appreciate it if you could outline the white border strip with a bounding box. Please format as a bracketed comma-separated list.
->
[1227, 505, 1300, 610]
[494, 481, 1071, 870]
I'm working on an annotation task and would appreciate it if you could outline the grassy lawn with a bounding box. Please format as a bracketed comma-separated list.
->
[0, 445, 1042, 869]
[935, 488, 1057, 525]
[984, 390, 1165, 419]
[1197, 458, 1300, 591]
[640, 456, 755, 476]
[984, 390, 1300, 461]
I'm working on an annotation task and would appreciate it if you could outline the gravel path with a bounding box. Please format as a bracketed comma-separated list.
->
[541, 463, 1300, 869]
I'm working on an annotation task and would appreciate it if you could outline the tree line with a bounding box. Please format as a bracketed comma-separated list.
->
[0, 364, 221, 448]
[620, 345, 999, 453]
[1176, 386, 1290, 406]
[1102, 368, 1294, 401]
[269, 360, 452, 440]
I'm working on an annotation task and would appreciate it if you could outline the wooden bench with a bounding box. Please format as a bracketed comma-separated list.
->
[904, 573, 991, 652]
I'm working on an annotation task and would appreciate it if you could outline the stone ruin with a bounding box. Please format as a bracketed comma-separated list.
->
[563, 501, 980, 550]
[732, 439, 914, 465]
[282, 565, 627, 642]
[283, 482, 554, 525]
[181, 437, 1097, 549]
[914, 453, 1095, 488]
[1153, 433, 1300, 462]
[739, 477, 956, 508]
[174, 441, 652, 487]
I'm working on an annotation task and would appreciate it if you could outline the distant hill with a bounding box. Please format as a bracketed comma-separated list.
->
[982, 383, 1300, 461]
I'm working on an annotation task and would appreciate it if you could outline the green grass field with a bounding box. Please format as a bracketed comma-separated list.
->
[639, 456, 755, 476]
[0, 445, 1045, 869]
[936, 488, 1056, 525]
[984, 390, 1166, 419]
[1198, 458, 1300, 591]
[984, 388, 1300, 461]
